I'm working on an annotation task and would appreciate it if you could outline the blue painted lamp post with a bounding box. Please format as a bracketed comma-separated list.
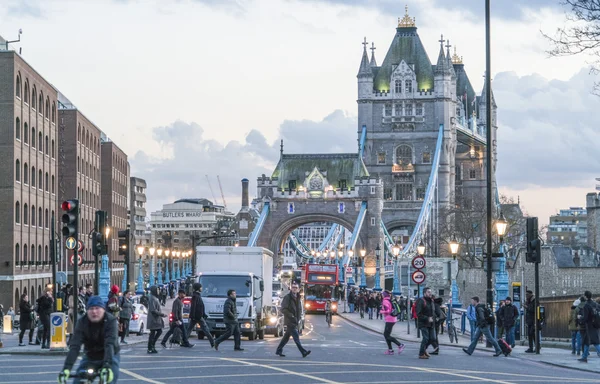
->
[494, 213, 509, 310]
[449, 235, 461, 308]
[346, 249, 355, 286]
[359, 248, 367, 289]
[148, 246, 156, 287]
[392, 242, 401, 296]
[337, 246, 344, 284]
[136, 243, 145, 295]
[374, 244, 382, 291]
[156, 247, 163, 285]
[164, 249, 171, 283]
[175, 251, 181, 280]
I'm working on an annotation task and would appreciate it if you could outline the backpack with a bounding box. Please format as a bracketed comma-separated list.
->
[592, 303, 600, 329]
[483, 305, 495, 325]
[390, 298, 402, 317]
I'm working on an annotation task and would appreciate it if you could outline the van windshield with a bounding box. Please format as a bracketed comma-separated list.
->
[199, 275, 251, 298]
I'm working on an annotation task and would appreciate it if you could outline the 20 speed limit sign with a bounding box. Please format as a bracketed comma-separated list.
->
[412, 256, 426, 270]
[411, 270, 426, 284]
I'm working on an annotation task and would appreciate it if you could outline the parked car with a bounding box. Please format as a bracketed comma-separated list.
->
[129, 303, 148, 336]
[265, 306, 284, 337]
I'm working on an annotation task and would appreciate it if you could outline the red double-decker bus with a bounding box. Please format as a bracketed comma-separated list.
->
[303, 263, 338, 313]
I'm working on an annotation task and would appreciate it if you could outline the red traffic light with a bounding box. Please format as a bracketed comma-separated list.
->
[61, 200, 78, 211]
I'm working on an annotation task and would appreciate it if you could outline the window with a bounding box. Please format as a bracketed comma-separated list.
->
[469, 169, 477, 179]
[45, 98, 50, 118]
[404, 103, 412, 116]
[438, 289, 445, 296]
[395, 80, 402, 93]
[371, 217, 376, 226]
[31, 88, 36, 109]
[23, 163, 28, 184]
[416, 103, 423, 116]
[416, 188, 425, 200]
[45, 172, 48, 191]
[395, 184, 413, 201]
[51, 140, 55, 158]
[338, 202, 345, 213]
[23, 244, 28, 264]
[31, 127, 35, 148]
[377, 152, 386, 165]
[31, 205, 36, 226]
[51, 175, 55, 194]
[38, 207, 42, 228]
[39, 94, 43, 113]
[45, 209, 48, 228]
[15, 202, 20, 223]
[370, 186, 376, 194]
[24, 123, 28, 144]
[38, 132, 42, 152]
[31, 166, 35, 187]
[23, 203, 28, 225]
[395, 145, 413, 165]
[45, 246, 48, 262]
[384, 188, 393, 200]
[393, 103, 401, 116]
[16, 75, 21, 97]
[24, 81, 29, 103]
[44, 136, 48, 155]
[288, 180, 296, 191]
[422, 151, 431, 164]
[52, 102, 56, 123]
[288, 202, 295, 214]
[15, 243, 20, 265]
[15, 160, 20, 182]
[338, 179, 347, 190]
[405, 80, 412, 93]
[15, 117, 20, 140]
[384, 104, 392, 116]
[38, 170, 42, 190]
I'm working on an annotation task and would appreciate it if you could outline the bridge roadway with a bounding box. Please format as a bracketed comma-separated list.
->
[0, 315, 598, 384]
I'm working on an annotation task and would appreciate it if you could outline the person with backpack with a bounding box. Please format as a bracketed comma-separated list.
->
[578, 291, 600, 363]
[380, 291, 405, 355]
[462, 296, 503, 357]
[107, 285, 121, 319]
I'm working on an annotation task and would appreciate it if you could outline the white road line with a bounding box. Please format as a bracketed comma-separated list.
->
[120, 368, 165, 383]
[221, 357, 342, 384]
[348, 340, 368, 347]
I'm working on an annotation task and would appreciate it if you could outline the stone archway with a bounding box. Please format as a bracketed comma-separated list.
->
[269, 214, 365, 255]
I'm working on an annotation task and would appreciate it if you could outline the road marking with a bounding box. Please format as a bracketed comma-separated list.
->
[348, 340, 368, 347]
[121, 368, 165, 383]
[410, 367, 516, 384]
[221, 357, 342, 384]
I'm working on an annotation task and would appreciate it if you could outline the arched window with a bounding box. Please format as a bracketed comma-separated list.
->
[38, 132, 42, 152]
[395, 145, 413, 165]
[23, 203, 28, 225]
[31, 127, 35, 148]
[23, 163, 28, 184]
[38, 207, 42, 227]
[31, 205, 36, 226]
[38, 93, 43, 114]
[15, 243, 20, 265]
[45, 172, 48, 191]
[30, 244, 35, 264]
[51, 175, 55, 194]
[15, 159, 20, 182]
[16, 75, 21, 98]
[78, 124, 81, 142]
[24, 122, 28, 144]
[77, 156, 80, 172]
[31, 166, 35, 187]
[45, 209, 48, 228]
[38, 169, 42, 190]
[38, 245, 42, 262]
[52, 102, 56, 123]
[31, 88, 36, 109]
[15, 202, 20, 223]
[51, 139, 55, 158]
[23, 244, 28, 264]
[24, 81, 29, 103]
[15, 117, 21, 140]
[44, 245, 48, 262]
[45, 97, 50, 118]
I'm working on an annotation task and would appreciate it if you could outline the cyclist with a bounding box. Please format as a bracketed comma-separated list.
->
[325, 299, 333, 325]
[58, 296, 120, 383]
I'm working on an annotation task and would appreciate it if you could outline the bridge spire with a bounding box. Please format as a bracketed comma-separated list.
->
[280, 139, 284, 159]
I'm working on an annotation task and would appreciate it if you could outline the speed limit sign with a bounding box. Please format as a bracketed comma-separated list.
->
[412, 256, 426, 270]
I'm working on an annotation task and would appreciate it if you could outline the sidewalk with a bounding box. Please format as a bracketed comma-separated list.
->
[338, 312, 600, 374]
[0, 296, 176, 355]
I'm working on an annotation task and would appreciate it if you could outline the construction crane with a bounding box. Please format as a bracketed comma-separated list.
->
[205, 175, 218, 205]
[217, 175, 227, 210]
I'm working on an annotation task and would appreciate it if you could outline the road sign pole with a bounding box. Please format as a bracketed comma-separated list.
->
[51, 213, 57, 312]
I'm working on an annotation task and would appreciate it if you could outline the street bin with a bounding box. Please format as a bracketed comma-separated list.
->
[2, 315, 12, 333]
[50, 312, 67, 350]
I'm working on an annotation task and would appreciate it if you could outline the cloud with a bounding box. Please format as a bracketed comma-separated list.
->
[131, 110, 357, 215]
[5, 0, 43, 18]
[495, 68, 600, 190]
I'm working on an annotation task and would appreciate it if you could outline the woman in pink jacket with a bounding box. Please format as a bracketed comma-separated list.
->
[381, 291, 405, 355]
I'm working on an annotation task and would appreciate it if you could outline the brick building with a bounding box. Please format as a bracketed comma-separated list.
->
[57, 94, 102, 287]
[101, 139, 129, 284]
[0, 45, 59, 308]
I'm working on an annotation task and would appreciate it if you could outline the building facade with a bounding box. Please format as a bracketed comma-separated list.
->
[0, 45, 59, 308]
[357, 9, 496, 242]
[129, 176, 149, 246]
[57, 95, 102, 287]
[587, 190, 600, 252]
[547, 207, 587, 246]
[100, 139, 129, 283]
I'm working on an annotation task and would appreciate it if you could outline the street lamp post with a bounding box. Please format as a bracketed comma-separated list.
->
[148, 246, 156, 286]
[164, 249, 171, 282]
[337, 247, 344, 284]
[136, 244, 145, 295]
[157, 248, 163, 285]
[176, 251, 182, 279]
[359, 248, 367, 289]
[484, 0, 494, 326]
[374, 244, 382, 291]
[449, 235, 461, 308]
[494, 213, 509, 312]
[392, 242, 401, 295]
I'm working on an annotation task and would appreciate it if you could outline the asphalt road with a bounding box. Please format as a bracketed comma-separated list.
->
[1, 314, 599, 383]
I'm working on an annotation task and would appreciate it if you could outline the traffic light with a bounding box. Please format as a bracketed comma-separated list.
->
[61, 200, 79, 237]
[92, 232, 104, 257]
[118, 229, 129, 256]
[92, 211, 107, 257]
[526, 217, 541, 263]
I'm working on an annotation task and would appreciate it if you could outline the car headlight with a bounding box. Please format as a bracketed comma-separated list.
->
[305, 303, 310, 308]
[270, 317, 277, 324]
[332, 304, 337, 310]
[243, 323, 252, 329]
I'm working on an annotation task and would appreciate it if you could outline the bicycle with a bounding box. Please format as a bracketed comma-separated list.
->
[325, 311, 332, 327]
[59, 368, 109, 384]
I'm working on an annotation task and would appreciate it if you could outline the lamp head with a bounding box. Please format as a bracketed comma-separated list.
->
[348, 249, 354, 258]
[449, 234, 459, 256]
[157, 248, 163, 257]
[392, 242, 401, 257]
[165, 249, 170, 257]
[149, 247, 155, 256]
[496, 212, 508, 237]
[417, 240, 426, 256]
[360, 249, 366, 257]
[137, 244, 145, 256]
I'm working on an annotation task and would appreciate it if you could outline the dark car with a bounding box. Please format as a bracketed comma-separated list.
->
[265, 306, 284, 338]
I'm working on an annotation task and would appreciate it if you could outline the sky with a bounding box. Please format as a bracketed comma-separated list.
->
[3, 0, 599, 225]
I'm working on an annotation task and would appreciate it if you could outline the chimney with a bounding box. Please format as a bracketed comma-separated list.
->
[573, 251, 581, 267]
[241, 178, 249, 208]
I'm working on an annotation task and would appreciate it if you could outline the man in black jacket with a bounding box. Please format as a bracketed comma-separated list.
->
[523, 290, 537, 353]
[186, 283, 215, 347]
[462, 296, 503, 357]
[58, 296, 120, 383]
[276, 283, 310, 358]
[36, 289, 54, 349]
[416, 287, 436, 359]
[214, 290, 243, 351]
[499, 297, 519, 348]
[161, 290, 194, 348]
